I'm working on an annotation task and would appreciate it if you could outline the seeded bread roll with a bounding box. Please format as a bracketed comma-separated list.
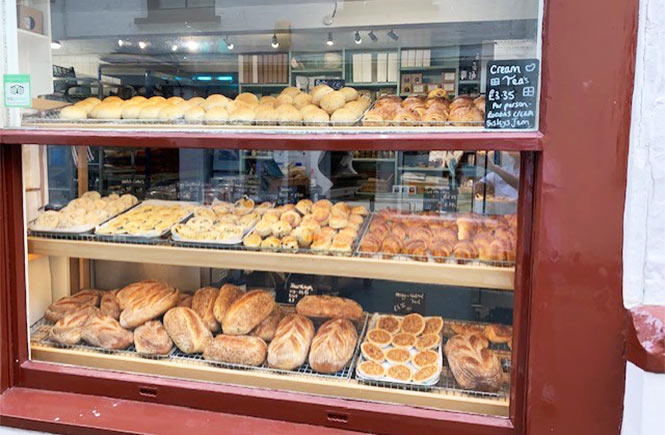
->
[163, 307, 212, 354]
[222, 289, 276, 335]
[134, 320, 173, 355]
[191, 287, 220, 332]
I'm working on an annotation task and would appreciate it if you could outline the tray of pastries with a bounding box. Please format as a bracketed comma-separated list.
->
[356, 313, 444, 386]
[362, 90, 485, 127]
[26, 85, 371, 128]
[29, 191, 138, 235]
[241, 199, 370, 256]
[357, 209, 517, 266]
[171, 197, 270, 245]
[94, 200, 197, 239]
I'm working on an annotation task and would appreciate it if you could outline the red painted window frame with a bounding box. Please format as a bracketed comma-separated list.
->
[0, 0, 638, 432]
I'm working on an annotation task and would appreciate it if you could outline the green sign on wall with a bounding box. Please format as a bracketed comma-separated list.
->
[3, 74, 31, 108]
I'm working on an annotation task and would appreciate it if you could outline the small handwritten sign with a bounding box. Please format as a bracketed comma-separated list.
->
[393, 291, 425, 315]
[485, 59, 539, 129]
[424, 186, 458, 212]
[314, 78, 345, 90]
[287, 282, 315, 304]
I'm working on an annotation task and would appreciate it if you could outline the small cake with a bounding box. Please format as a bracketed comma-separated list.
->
[413, 349, 438, 369]
[358, 360, 385, 379]
[377, 315, 401, 334]
[391, 333, 417, 349]
[367, 329, 392, 347]
[361, 342, 385, 363]
[415, 334, 440, 351]
[387, 364, 413, 382]
[385, 348, 412, 364]
[413, 365, 439, 383]
[423, 316, 444, 336]
[401, 313, 426, 335]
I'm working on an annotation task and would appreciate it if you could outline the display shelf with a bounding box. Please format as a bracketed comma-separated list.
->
[30, 344, 509, 416]
[291, 69, 343, 74]
[238, 83, 289, 87]
[17, 28, 50, 41]
[399, 166, 447, 171]
[27, 237, 515, 290]
[352, 157, 395, 162]
[345, 82, 398, 87]
[400, 66, 451, 72]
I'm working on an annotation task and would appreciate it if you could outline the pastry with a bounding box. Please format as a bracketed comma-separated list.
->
[387, 364, 413, 382]
[392, 333, 417, 348]
[291, 226, 313, 248]
[222, 289, 276, 335]
[386, 348, 412, 364]
[377, 315, 401, 334]
[400, 313, 426, 335]
[280, 235, 299, 251]
[308, 319, 358, 374]
[451, 323, 485, 336]
[358, 360, 386, 379]
[350, 206, 368, 216]
[271, 220, 292, 238]
[328, 216, 348, 230]
[203, 335, 267, 367]
[213, 283, 244, 324]
[45, 289, 100, 322]
[133, 320, 173, 355]
[415, 334, 440, 351]
[261, 236, 280, 249]
[294, 199, 312, 215]
[367, 329, 392, 347]
[191, 287, 220, 332]
[163, 307, 212, 354]
[413, 365, 439, 383]
[361, 342, 385, 363]
[413, 349, 439, 369]
[267, 314, 315, 370]
[243, 232, 263, 248]
[483, 324, 512, 344]
[444, 334, 502, 392]
[49, 306, 100, 345]
[81, 312, 133, 350]
[100, 290, 120, 320]
[295, 295, 363, 321]
[118, 281, 179, 329]
[423, 316, 444, 336]
[250, 305, 283, 342]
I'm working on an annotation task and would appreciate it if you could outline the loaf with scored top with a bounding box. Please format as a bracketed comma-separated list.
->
[251, 305, 283, 342]
[191, 287, 220, 332]
[308, 318, 358, 374]
[134, 320, 173, 355]
[267, 314, 314, 370]
[163, 307, 212, 354]
[49, 306, 100, 345]
[100, 289, 120, 320]
[295, 295, 363, 321]
[444, 333, 502, 392]
[45, 289, 100, 322]
[81, 312, 133, 350]
[222, 289, 275, 335]
[118, 280, 179, 329]
[213, 283, 243, 325]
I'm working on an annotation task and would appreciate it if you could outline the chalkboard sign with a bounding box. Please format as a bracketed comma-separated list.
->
[286, 282, 316, 304]
[485, 59, 539, 129]
[393, 291, 426, 315]
[424, 186, 458, 212]
[314, 78, 345, 90]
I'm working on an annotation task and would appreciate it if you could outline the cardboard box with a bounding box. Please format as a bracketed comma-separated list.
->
[17, 5, 44, 35]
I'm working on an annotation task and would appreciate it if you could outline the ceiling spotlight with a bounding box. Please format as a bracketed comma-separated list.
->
[271, 33, 279, 49]
[138, 41, 147, 49]
[51, 40, 62, 49]
[171, 44, 178, 52]
[224, 37, 234, 50]
[387, 29, 399, 41]
[368, 30, 378, 42]
[117, 39, 125, 47]
[354, 31, 362, 45]
[187, 40, 200, 52]
[326, 32, 334, 46]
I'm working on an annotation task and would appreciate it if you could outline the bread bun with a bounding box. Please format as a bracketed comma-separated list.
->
[184, 106, 206, 121]
[121, 104, 144, 119]
[356, 96, 371, 110]
[276, 94, 294, 106]
[158, 104, 186, 120]
[310, 84, 328, 95]
[166, 96, 184, 105]
[148, 96, 166, 104]
[130, 96, 147, 103]
[204, 94, 229, 110]
[235, 92, 259, 107]
[303, 108, 329, 123]
[280, 86, 301, 98]
[254, 106, 279, 122]
[187, 96, 205, 106]
[330, 107, 357, 123]
[76, 100, 100, 115]
[259, 95, 277, 107]
[83, 97, 102, 105]
[103, 96, 122, 104]
[60, 105, 87, 120]
[339, 87, 358, 102]
[138, 104, 161, 119]
[312, 85, 334, 105]
[229, 106, 256, 122]
[290, 93, 312, 110]
[299, 104, 319, 116]
[204, 107, 229, 121]
[277, 106, 302, 124]
[94, 103, 122, 119]
[320, 91, 346, 115]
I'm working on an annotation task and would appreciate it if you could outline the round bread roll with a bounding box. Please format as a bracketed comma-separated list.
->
[184, 106, 206, 121]
[138, 104, 162, 119]
[320, 91, 346, 115]
[310, 84, 329, 96]
[229, 106, 256, 122]
[280, 86, 301, 98]
[166, 96, 184, 105]
[277, 106, 302, 124]
[330, 107, 357, 123]
[94, 103, 122, 119]
[302, 108, 329, 123]
[83, 97, 102, 105]
[356, 96, 371, 110]
[311, 85, 334, 105]
[204, 107, 229, 122]
[130, 96, 147, 103]
[187, 96, 205, 107]
[103, 96, 122, 104]
[148, 96, 166, 104]
[254, 106, 279, 122]
[204, 94, 229, 111]
[60, 105, 87, 120]
[293, 93, 313, 110]
[344, 100, 365, 116]
[276, 94, 294, 106]
[225, 100, 252, 114]
[121, 103, 144, 119]
[299, 104, 319, 115]
[158, 104, 186, 120]
[259, 95, 277, 107]
[338, 87, 358, 102]
[235, 92, 259, 107]
[74, 100, 96, 115]
[276, 104, 297, 115]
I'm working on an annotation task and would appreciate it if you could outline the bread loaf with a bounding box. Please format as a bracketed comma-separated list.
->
[49, 306, 100, 345]
[116, 279, 162, 309]
[163, 307, 212, 354]
[191, 287, 220, 332]
[203, 335, 267, 366]
[295, 295, 363, 321]
[222, 290, 275, 335]
[177, 292, 192, 308]
[308, 318, 358, 374]
[134, 320, 173, 355]
[267, 314, 314, 370]
[444, 334, 502, 392]
[118, 280, 179, 329]
[213, 283, 243, 324]
[100, 289, 120, 320]
[81, 312, 133, 350]
[45, 289, 100, 322]
[250, 305, 283, 342]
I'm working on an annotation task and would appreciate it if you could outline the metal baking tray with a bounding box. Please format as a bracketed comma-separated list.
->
[28, 201, 138, 237]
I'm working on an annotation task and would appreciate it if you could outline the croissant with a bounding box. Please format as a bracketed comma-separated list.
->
[407, 226, 433, 244]
[402, 96, 425, 107]
[393, 108, 419, 125]
[422, 109, 448, 123]
[430, 239, 454, 262]
[391, 223, 408, 241]
[425, 96, 449, 108]
[444, 333, 502, 392]
[376, 95, 402, 106]
[449, 106, 484, 123]
[404, 239, 428, 262]
[449, 96, 474, 111]
[362, 110, 385, 126]
[457, 216, 478, 240]
[427, 88, 449, 100]
[381, 235, 404, 258]
[412, 106, 428, 118]
[359, 234, 382, 254]
[369, 223, 390, 239]
[474, 96, 486, 113]
[453, 240, 479, 262]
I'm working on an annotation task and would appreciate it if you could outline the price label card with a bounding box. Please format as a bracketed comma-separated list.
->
[484, 59, 539, 129]
[286, 282, 316, 304]
[3, 74, 31, 108]
[314, 78, 345, 90]
[393, 291, 426, 315]
[424, 186, 458, 212]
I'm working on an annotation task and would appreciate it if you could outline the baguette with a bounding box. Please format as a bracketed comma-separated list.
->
[119, 281, 179, 329]
[191, 287, 220, 332]
[251, 305, 283, 342]
[213, 283, 243, 324]
[49, 306, 100, 345]
[267, 314, 314, 370]
[100, 289, 120, 320]
[295, 295, 363, 321]
[163, 307, 212, 354]
[81, 312, 133, 350]
[222, 290, 276, 335]
[203, 335, 267, 366]
[134, 320, 173, 355]
[45, 289, 100, 322]
[308, 318, 358, 374]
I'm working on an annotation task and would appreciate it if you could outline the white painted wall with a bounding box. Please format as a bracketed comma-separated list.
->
[621, 0, 665, 434]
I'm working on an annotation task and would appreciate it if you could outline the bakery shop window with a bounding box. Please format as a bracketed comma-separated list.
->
[14, 1, 542, 131]
[24, 145, 520, 417]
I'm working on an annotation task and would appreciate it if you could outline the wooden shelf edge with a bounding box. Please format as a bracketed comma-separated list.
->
[30, 345, 509, 417]
[27, 237, 515, 290]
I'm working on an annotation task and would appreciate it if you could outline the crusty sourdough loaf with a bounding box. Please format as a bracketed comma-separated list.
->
[213, 283, 243, 325]
[267, 314, 314, 370]
[308, 318, 358, 374]
[134, 320, 173, 355]
[49, 306, 100, 345]
[191, 287, 220, 332]
[100, 289, 120, 320]
[444, 333, 502, 392]
[163, 307, 212, 354]
[203, 335, 267, 366]
[118, 280, 179, 329]
[295, 295, 363, 321]
[45, 289, 100, 322]
[81, 312, 133, 350]
[250, 305, 283, 342]
[222, 289, 275, 335]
